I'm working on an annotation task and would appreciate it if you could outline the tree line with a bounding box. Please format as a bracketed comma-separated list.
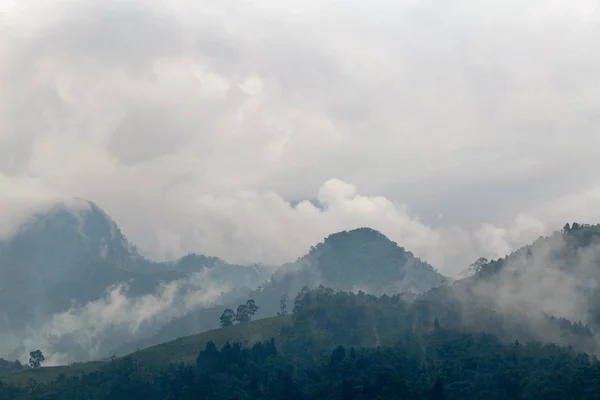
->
[4, 287, 600, 399]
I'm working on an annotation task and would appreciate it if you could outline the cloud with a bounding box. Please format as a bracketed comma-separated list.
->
[1, 0, 600, 277]
[16, 271, 230, 365]
[455, 229, 600, 352]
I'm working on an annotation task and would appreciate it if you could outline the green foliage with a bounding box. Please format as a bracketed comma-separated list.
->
[28, 351, 44, 369]
[4, 325, 600, 399]
[7, 221, 600, 399]
[0, 359, 24, 373]
[219, 308, 235, 327]
[278, 293, 288, 316]
[234, 299, 259, 323]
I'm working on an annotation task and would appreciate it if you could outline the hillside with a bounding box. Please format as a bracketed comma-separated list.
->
[461, 222, 600, 327]
[2, 287, 600, 399]
[0, 316, 288, 386]
[131, 316, 289, 365]
[112, 227, 447, 355]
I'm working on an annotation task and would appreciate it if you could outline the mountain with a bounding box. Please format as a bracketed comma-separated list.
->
[0, 199, 270, 362]
[269, 227, 446, 296]
[6, 221, 600, 398]
[464, 222, 600, 323]
[172, 254, 267, 290]
[249, 227, 446, 321]
[409, 222, 600, 354]
[114, 227, 447, 355]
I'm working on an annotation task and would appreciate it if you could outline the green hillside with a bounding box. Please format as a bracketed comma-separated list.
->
[131, 316, 289, 365]
[0, 362, 105, 386]
[3, 287, 600, 399]
[0, 316, 289, 386]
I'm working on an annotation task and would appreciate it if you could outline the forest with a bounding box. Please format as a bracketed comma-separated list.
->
[2, 286, 600, 399]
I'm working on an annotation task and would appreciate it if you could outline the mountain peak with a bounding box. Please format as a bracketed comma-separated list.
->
[311, 227, 415, 259]
[324, 227, 393, 242]
[276, 227, 445, 296]
[4, 198, 139, 277]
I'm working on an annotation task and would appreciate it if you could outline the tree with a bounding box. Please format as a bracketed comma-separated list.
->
[28, 350, 45, 368]
[236, 300, 258, 323]
[246, 299, 259, 319]
[278, 294, 288, 316]
[236, 304, 249, 323]
[220, 308, 236, 327]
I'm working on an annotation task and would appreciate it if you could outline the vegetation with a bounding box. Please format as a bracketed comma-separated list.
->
[219, 308, 236, 327]
[4, 286, 600, 399]
[277, 294, 288, 316]
[5, 222, 600, 398]
[0, 317, 289, 386]
[0, 359, 23, 373]
[101, 226, 448, 357]
[28, 351, 45, 369]
[220, 299, 260, 327]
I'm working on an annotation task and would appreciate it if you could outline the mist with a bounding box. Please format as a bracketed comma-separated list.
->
[1, 270, 231, 365]
[445, 227, 600, 352]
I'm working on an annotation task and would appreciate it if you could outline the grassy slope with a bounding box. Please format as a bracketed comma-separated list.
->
[132, 315, 288, 365]
[0, 362, 106, 386]
[0, 316, 288, 386]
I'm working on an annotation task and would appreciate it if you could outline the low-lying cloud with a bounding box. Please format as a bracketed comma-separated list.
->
[10, 271, 230, 365]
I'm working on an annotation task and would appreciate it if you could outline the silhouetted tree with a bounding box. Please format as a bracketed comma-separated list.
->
[236, 304, 250, 323]
[278, 294, 288, 316]
[28, 350, 45, 368]
[246, 299, 259, 320]
[220, 308, 236, 327]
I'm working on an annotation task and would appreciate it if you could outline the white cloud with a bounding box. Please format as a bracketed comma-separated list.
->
[1, 0, 600, 277]
[18, 272, 230, 365]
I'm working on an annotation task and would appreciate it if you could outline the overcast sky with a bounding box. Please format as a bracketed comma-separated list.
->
[1, 0, 600, 276]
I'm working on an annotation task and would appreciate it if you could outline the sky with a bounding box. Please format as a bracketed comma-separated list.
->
[1, 0, 600, 276]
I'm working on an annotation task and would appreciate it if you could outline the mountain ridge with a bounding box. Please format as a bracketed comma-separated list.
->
[112, 225, 447, 356]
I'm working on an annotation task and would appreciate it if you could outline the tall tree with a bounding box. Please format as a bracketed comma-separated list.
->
[220, 309, 236, 327]
[28, 350, 45, 369]
[278, 294, 288, 316]
[246, 299, 259, 320]
[236, 304, 250, 323]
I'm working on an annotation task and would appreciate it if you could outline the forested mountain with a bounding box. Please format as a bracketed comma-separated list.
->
[452, 222, 600, 343]
[112, 228, 446, 356]
[3, 287, 600, 399]
[271, 227, 445, 295]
